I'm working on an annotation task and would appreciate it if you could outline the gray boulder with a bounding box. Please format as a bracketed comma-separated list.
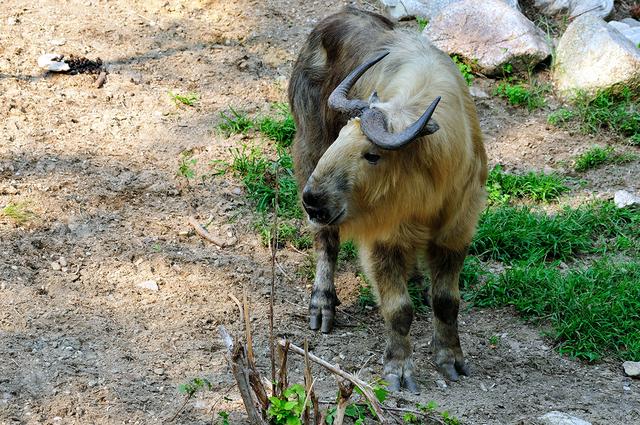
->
[623, 360, 640, 377]
[554, 14, 640, 96]
[534, 0, 613, 19]
[423, 0, 550, 75]
[380, 0, 519, 21]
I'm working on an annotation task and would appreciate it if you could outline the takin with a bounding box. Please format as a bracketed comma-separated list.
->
[288, 7, 487, 392]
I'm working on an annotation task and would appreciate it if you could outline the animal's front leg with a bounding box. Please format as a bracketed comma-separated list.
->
[427, 242, 470, 381]
[309, 226, 340, 333]
[364, 243, 419, 393]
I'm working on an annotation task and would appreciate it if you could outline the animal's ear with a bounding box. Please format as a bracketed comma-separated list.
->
[417, 119, 439, 137]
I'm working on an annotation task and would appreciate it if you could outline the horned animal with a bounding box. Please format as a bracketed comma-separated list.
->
[288, 7, 487, 392]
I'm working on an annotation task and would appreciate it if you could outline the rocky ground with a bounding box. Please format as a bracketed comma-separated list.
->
[1, 1, 639, 424]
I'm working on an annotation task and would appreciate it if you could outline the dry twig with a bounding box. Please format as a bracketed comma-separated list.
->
[188, 216, 230, 247]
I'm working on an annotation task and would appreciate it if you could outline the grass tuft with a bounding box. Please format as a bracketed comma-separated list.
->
[256, 103, 296, 148]
[169, 91, 199, 106]
[218, 107, 254, 135]
[487, 164, 569, 204]
[1, 202, 34, 224]
[494, 80, 550, 110]
[573, 145, 637, 172]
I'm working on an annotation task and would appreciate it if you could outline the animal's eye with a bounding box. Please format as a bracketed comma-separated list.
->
[363, 152, 380, 164]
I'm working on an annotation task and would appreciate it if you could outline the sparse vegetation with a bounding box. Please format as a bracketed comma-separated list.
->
[257, 103, 296, 148]
[416, 17, 428, 31]
[451, 55, 473, 86]
[494, 79, 550, 110]
[573, 145, 637, 172]
[1, 202, 34, 224]
[169, 91, 199, 106]
[177, 151, 197, 180]
[218, 107, 254, 135]
[549, 87, 640, 145]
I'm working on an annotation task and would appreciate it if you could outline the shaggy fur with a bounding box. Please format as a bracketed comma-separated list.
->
[288, 7, 487, 390]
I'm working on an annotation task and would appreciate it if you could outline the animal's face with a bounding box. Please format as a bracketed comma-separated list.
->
[302, 118, 390, 226]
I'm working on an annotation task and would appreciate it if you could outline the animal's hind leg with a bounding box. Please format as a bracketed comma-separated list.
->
[309, 226, 340, 333]
[426, 241, 470, 381]
[364, 243, 419, 393]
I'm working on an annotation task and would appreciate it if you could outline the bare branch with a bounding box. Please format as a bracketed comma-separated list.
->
[188, 216, 231, 247]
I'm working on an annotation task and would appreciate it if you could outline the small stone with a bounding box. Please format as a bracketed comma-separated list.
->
[538, 411, 592, 425]
[137, 280, 159, 291]
[232, 187, 243, 196]
[480, 382, 488, 391]
[51, 262, 61, 271]
[614, 190, 640, 208]
[153, 368, 165, 375]
[58, 257, 68, 267]
[469, 86, 490, 99]
[623, 360, 640, 377]
[435, 379, 448, 389]
[49, 38, 66, 46]
[6, 17, 17, 25]
[37, 53, 70, 72]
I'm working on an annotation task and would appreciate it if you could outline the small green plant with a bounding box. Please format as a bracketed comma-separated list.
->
[325, 382, 388, 425]
[338, 240, 358, 264]
[486, 164, 569, 204]
[416, 401, 461, 424]
[169, 91, 199, 106]
[488, 334, 501, 347]
[357, 273, 376, 309]
[501, 63, 513, 76]
[268, 383, 307, 425]
[178, 377, 213, 396]
[450, 55, 473, 86]
[548, 108, 575, 126]
[217, 411, 230, 425]
[258, 103, 296, 148]
[573, 145, 636, 172]
[416, 17, 428, 30]
[1, 202, 34, 224]
[218, 107, 254, 135]
[494, 80, 550, 110]
[177, 151, 197, 180]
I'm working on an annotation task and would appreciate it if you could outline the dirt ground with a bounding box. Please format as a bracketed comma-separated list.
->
[1, 1, 639, 424]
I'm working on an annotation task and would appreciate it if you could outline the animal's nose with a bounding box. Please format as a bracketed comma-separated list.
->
[302, 187, 330, 222]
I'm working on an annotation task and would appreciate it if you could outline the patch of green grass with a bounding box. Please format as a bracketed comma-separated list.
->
[257, 103, 296, 148]
[494, 80, 550, 110]
[552, 88, 640, 144]
[547, 107, 575, 126]
[416, 16, 428, 31]
[218, 107, 254, 135]
[169, 91, 199, 106]
[487, 164, 569, 204]
[469, 259, 640, 361]
[357, 273, 376, 309]
[178, 377, 212, 396]
[488, 335, 501, 347]
[258, 220, 312, 250]
[229, 145, 301, 219]
[573, 145, 637, 172]
[471, 202, 640, 263]
[338, 240, 358, 264]
[1, 202, 34, 224]
[450, 55, 473, 86]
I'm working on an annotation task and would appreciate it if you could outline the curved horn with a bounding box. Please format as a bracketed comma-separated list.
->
[360, 96, 441, 150]
[328, 51, 390, 117]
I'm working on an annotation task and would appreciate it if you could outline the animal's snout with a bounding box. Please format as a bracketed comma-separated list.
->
[302, 187, 331, 223]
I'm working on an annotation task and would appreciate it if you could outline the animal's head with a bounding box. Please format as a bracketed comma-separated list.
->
[302, 52, 442, 226]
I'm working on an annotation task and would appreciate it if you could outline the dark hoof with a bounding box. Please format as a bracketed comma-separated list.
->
[385, 374, 401, 392]
[385, 374, 420, 394]
[403, 376, 420, 394]
[437, 360, 470, 381]
[309, 310, 335, 333]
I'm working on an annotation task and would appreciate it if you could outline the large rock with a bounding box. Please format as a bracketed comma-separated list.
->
[538, 411, 592, 425]
[534, 0, 613, 19]
[423, 0, 550, 75]
[553, 14, 640, 96]
[380, 0, 519, 21]
[623, 360, 640, 377]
